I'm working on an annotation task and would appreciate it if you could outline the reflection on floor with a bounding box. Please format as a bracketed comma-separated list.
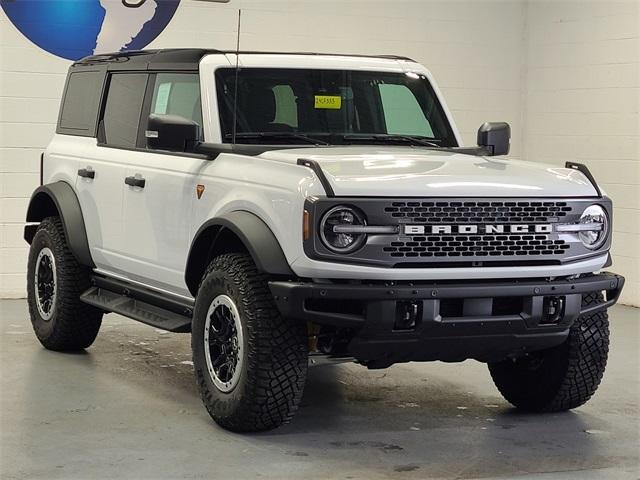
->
[1, 299, 638, 479]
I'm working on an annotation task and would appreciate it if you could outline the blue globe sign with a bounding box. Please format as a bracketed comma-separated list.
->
[1, 0, 181, 61]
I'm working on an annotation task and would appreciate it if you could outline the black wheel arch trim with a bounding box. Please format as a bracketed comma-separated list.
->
[24, 181, 95, 268]
[185, 211, 294, 296]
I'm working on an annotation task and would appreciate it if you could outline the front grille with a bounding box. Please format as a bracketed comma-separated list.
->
[380, 200, 573, 260]
[383, 234, 570, 258]
[305, 197, 609, 268]
[384, 201, 572, 224]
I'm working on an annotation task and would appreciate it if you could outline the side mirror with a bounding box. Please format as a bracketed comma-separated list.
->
[145, 114, 200, 152]
[477, 122, 510, 156]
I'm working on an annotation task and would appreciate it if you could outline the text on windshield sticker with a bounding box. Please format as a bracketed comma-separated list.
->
[314, 95, 342, 109]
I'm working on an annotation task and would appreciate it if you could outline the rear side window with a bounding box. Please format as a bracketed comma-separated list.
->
[150, 73, 203, 140]
[58, 71, 103, 136]
[101, 73, 148, 148]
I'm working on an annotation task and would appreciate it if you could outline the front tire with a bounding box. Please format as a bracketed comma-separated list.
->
[27, 217, 103, 351]
[192, 253, 308, 432]
[488, 292, 609, 412]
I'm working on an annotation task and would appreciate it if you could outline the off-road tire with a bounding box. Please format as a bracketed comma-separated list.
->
[488, 292, 609, 412]
[192, 253, 308, 432]
[27, 216, 102, 350]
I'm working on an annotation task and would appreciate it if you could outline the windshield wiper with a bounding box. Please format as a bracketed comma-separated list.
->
[225, 132, 330, 146]
[342, 134, 442, 148]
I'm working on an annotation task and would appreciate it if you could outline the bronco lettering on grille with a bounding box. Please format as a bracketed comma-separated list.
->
[403, 224, 553, 235]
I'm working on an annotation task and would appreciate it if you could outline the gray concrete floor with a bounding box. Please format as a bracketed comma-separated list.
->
[1, 299, 638, 480]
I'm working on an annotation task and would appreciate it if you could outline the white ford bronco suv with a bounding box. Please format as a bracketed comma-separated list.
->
[25, 49, 624, 432]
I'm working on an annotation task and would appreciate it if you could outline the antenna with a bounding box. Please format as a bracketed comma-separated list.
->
[231, 9, 242, 145]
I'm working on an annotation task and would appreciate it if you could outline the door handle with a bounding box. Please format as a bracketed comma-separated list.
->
[125, 176, 146, 188]
[77, 168, 95, 179]
[124, 177, 145, 188]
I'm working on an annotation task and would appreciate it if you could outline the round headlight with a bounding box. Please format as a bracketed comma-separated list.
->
[320, 206, 367, 253]
[579, 204, 608, 249]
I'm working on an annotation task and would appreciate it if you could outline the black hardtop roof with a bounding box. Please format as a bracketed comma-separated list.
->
[72, 48, 415, 71]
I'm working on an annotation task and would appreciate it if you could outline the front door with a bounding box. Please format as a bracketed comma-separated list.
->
[121, 73, 205, 296]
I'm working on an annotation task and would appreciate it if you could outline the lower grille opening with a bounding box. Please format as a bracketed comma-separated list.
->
[439, 299, 464, 318]
[492, 297, 525, 316]
[439, 297, 524, 318]
[305, 298, 365, 317]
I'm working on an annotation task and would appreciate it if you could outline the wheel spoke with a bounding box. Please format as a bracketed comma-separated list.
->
[210, 349, 226, 368]
[35, 248, 56, 319]
[203, 295, 244, 392]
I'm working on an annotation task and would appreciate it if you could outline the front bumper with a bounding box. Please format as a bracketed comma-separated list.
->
[288, 252, 610, 281]
[269, 272, 624, 366]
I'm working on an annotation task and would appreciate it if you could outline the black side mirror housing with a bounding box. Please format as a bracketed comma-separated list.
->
[477, 122, 510, 156]
[146, 114, 200, 152]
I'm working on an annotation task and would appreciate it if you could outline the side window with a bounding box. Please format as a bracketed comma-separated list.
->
[272, 85, 298, 128]
[150, 73, 203, 139]
[101, 73, 148, 148]
[58, 70, 104, 136]
[378, 83, 434, 137]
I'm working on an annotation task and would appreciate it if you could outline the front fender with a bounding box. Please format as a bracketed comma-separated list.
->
[185, 211, 294, 295]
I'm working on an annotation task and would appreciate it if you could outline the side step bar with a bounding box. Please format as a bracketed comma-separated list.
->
[80, 275, 193, 333]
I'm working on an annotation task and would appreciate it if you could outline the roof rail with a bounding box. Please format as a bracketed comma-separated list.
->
[72, 48, 416, 71]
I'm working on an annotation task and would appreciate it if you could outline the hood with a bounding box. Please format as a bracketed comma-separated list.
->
[258, 146, 597, 197]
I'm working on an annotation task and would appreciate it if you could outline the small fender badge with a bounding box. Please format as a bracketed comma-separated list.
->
[196, 184, 205, 199]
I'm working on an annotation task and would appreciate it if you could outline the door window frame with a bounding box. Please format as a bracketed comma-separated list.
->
[97, 70, 207, 159]
[97, 72, 150, 149]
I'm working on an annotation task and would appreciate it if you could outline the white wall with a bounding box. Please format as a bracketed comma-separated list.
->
[0, 0, 526, 297]
[522, 0, 639, 306]
[140, 0, 528, 153]
[1, 0, 637, 306]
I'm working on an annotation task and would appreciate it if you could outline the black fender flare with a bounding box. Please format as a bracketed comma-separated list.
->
[24, 181, 95, 268]
[185, 211, 294, 296]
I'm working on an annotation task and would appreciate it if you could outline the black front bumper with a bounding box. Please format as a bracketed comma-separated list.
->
[269, 272, 625, 366]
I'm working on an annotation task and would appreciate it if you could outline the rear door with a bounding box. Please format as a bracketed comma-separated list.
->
[75, 72, 148, 275]
[120, 72, 205, 295]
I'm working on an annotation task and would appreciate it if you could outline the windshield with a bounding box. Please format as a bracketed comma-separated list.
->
[215, 68, 457, 146]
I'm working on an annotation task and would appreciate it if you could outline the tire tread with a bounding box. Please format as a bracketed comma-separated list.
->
[27, 217, 102, 350]
[193, 253, 307, 432]
[489, 291, 608, 412]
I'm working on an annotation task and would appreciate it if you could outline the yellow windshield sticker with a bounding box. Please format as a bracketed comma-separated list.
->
[314, 95, 342, 109]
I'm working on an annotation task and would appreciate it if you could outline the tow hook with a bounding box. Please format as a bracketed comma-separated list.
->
[395, 300, 422, 330]
[541, 296, 566, 325]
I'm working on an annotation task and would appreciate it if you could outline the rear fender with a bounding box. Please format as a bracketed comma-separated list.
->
[24, 181, 94, 267]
